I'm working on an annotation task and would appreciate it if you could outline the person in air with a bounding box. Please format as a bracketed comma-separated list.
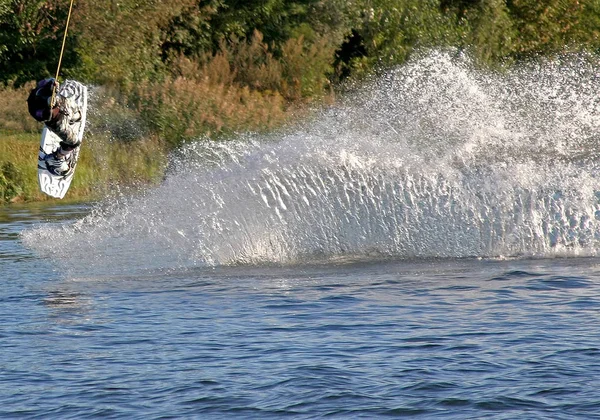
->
[27, 78, 85, 176]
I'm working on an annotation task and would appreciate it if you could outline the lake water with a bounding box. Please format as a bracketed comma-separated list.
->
[4, 52, 600, 418]
[4, 204, 600, 419]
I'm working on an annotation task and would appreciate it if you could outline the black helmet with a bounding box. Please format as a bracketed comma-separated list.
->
[27, 78, 56, 122]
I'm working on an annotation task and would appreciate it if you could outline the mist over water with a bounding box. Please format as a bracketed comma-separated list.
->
[22, 51, 600, 275]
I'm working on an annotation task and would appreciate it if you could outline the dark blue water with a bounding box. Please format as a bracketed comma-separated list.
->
[3, 203, 600, 419]
[6, 52, 600, 418]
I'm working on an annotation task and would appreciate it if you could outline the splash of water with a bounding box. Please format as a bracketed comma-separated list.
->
[22, 51, 600, 275]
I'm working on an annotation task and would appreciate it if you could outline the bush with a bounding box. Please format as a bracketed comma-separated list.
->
[0, 162, 24, 203]
[130, 59, 290, 147]
[0, 82, 43, 133]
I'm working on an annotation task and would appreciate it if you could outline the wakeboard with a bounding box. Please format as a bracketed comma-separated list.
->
[37, 82, 88, 199]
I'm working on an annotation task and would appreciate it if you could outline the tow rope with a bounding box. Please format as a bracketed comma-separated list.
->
[50, 0, 76, 108]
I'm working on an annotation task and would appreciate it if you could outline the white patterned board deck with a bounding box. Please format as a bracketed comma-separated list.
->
[37, 83, 88, 199]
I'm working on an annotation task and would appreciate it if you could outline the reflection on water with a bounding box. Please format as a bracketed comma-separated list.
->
[42, 290, 93, 324]
[1, 202, 94, 326]
[43, 290, 89, 308]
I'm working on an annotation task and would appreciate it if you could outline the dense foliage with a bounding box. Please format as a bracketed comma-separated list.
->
[2, 0, 598, 87]
[1, 0, 599, 202]
[1, 0, 599, 146]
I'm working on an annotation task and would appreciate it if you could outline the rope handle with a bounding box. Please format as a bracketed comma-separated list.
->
[50, 0, 75, 108]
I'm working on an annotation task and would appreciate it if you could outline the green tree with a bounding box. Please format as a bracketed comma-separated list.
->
[442, 0, 598, 63]
[337, 0, 462, 80]
[507, 0, 588, 57]
[160, 0, 224, 61]
[161, 0, 354, 59]
[161, 0, 354, 100]
[72, 0, 197, 88]
[0, 0, 75, 85]
[459, 0, 516, 64]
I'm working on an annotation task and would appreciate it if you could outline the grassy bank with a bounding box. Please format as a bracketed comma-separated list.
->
[0, 130, 167, 204]
[0, 74, 301, 204]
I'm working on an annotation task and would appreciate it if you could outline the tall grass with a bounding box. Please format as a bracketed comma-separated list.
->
[0, 30, 331, 203]
[0, 83, 168, 204]
[130, 31, 335, 147]
[0, 69, 293, 203]
[131, 73, 289, 147]
[0, 130, 166, 204]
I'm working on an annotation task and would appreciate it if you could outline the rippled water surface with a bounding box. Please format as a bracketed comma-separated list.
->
[5, 52, 600, 418]
[4, 204, 600, 418]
